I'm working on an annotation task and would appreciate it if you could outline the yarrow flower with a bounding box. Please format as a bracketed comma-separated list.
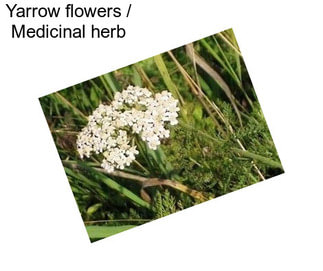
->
[76, 86, 180, 173]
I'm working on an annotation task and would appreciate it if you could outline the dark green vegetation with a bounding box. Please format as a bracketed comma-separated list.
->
[39, 29, 283, 242]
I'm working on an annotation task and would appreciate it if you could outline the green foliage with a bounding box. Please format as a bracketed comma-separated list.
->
[39, 29, 284, 241]
[86, 225, 137, 242]
[152, 189, 177, 218]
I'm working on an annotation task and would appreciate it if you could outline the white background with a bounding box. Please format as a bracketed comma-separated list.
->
[1, 0, 322, 270]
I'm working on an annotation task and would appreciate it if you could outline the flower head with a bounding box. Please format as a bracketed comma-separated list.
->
[76, 86, 179, 172]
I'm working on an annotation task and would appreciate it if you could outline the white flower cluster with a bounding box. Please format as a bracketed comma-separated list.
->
[76, 86, 180, 173]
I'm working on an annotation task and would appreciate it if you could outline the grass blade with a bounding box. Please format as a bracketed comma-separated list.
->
[86, 225, 137, 241]
[154, 54, 184, 105]
[103, 73, 120, 92]
[64, 161, 152, 209]
[186, 47, 242, 126]
[53, 92, 87, 120]
[232, 148, 283, 169]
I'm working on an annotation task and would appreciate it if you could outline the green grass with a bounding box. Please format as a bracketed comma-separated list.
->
[39, 28, 284, 241]
[86, 225, 137, 242]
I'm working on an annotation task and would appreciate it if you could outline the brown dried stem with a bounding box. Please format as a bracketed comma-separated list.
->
[95, 168, 209, 203]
